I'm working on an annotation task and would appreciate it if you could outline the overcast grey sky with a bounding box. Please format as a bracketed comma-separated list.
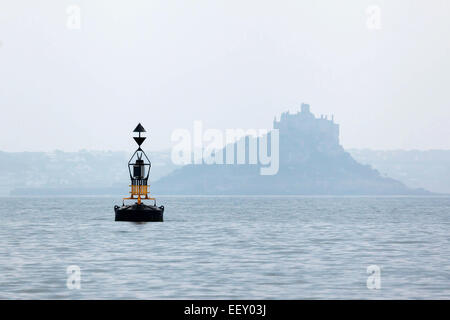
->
[1, 1, 449, 152]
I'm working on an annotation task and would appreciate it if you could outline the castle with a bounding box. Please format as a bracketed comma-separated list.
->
[273, 103, 340, 148]
[154, 102, 429, 195]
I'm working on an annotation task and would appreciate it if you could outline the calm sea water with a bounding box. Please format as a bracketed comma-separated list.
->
[0, 196, 449, 299]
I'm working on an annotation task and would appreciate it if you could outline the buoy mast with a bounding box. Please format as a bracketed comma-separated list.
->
[123, 123, 155, 205]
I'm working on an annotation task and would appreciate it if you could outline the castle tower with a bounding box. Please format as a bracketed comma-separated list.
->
[301, 103, 311, 114]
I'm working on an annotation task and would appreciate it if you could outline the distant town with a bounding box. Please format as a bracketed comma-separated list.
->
[2, 104, 449, 196]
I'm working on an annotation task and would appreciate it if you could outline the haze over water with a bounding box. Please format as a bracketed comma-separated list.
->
[1, 196, 449, 299]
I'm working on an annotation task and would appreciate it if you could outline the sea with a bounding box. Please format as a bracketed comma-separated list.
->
[0, 196, 449, 299]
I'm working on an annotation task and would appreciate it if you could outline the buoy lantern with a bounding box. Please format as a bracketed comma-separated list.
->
[114, 123, 164, 222]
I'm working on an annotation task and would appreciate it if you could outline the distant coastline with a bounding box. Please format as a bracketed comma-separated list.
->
[153, 105, 436, 196]
[4, 111, 450, 196]
[4, 149, 450, 196]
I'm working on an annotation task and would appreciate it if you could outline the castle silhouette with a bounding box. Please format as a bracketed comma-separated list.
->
[155, 103, 429, 195]
[275, 103, 339, 147]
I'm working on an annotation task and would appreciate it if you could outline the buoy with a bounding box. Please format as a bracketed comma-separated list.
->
[114, 123, 164, 222]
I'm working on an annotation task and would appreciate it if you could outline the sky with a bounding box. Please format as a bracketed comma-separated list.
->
[0, 0, 449, 152]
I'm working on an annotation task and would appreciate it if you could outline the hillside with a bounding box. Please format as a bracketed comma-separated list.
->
[154, 104, 430, 195]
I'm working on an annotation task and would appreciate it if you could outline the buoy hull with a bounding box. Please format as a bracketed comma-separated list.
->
[114, 203, 164, 222]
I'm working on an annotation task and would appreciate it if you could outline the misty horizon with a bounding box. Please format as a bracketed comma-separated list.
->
[1, 2, 450, 302]
[1, 1, 450, 152]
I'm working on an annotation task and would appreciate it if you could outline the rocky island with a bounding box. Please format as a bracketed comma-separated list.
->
[154, 104, 430, 195]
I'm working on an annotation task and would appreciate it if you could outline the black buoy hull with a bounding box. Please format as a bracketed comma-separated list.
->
[114, 203, 164, 222]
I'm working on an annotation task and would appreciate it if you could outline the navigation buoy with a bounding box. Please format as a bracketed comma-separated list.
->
[114, 123, 164, 222]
